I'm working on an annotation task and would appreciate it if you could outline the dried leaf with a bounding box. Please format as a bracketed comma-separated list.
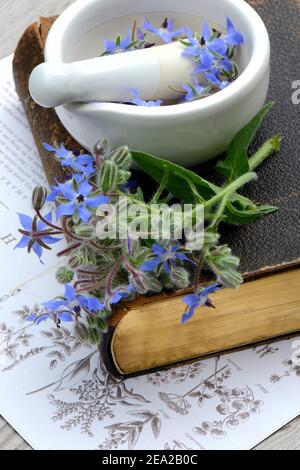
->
[189, 391, 202, 398]
[54, 354, 94, 392]
[40, 331, 53, 338]
[128, 426, 142, 449]
[151, 416, 161, 439]
[129, 411, 154, 420]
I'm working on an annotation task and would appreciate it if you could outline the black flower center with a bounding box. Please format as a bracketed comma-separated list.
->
[200, 36, 206, 46]
[161, 18, 168, 29]
[74, 305, 81, 315]
[77, 194, 85, 203]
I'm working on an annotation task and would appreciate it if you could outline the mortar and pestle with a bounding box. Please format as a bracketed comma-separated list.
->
[29, 0, 270, 166]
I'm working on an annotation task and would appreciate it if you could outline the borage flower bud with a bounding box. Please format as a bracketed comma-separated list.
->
[74, 224, 95, 239]
[148, 276, 163, 293]
[75, 322, 89, 341]
[117, 170, 131, 185]
[32, 186, 47, 211]
[129, 271, 151, 294]
[131, 246, 152, 265]
[99, 160, 118, 193]
[68, 254, 82, 269]
[110, 146, 132, 169]
[217, 270, 243, 289]
[82, 245, 97, 265]
[170, 267, 190, 288]
[56, 267, 74, 284]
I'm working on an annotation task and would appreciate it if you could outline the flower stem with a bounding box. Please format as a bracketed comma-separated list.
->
[106, 255, 124, 296]
[249, 136, 282, 171]
[61, 217, 83, 242]
[57, 242, 81, 257]
[77, 268, 101, 276]
[194, 252, 204, 290]
[205, 172, 257, 210]
[131, 20, 137, 41]
[151, 166, 169, 203]
[19, 230, 62, 237]
[209, 193, 231, 229]
[35, 209, 62, 231]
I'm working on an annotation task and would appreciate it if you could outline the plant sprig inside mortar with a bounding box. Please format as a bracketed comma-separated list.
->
[15, 103, 281, 344]
[100, 16, 244, 106]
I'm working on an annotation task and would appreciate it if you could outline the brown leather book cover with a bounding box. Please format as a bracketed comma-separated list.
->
[12, 1, 300, 377]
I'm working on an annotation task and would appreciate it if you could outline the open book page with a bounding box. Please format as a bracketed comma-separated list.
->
[0, 56, 65, 298]
[0, 55, 300, 450]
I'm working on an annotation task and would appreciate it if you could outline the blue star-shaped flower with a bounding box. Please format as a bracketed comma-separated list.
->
[42, 143, 95, 177]
[181, 284, 222, 324]
[129, 88, 162, 107]
[103, 29, 133, 54]
[109, 285, 135, 305]
[55, 178, 110, 223]
[182, 23, 227, 72]
[224, 18, 244, 46]
[143, 18, 186, 43]
[140, 242, 192, 274]
[205, 72, 230, 90]
[14, 212, 61, 262]
[137, 27, 145, 41]
[193, 51, 233, 75]
[41, 284, 105, 322]
[47, 174, 84, 202]
[182, 79, 208, 102]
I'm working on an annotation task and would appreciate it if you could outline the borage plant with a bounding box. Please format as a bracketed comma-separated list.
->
[100, 16, 244, 105]
[15, 103, 281, 345]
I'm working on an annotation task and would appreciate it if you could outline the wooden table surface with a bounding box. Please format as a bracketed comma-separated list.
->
[0, 0, 299, 451]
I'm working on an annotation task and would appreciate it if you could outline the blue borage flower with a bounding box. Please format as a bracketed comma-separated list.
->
[140, 242, 192, 274]
[14, 212, 61, 263]
[53, 178, 109, 223]
[27, 284, 105, 324]
[193, 52, 234, 76]
[143, 18, 186, 44]
[137, 27, 146, 41]
[182, 23, 227, 72]
[181, 284, 223, 324]
[182, 79, 210, 102]
[224, 17, 244, 46]
[47, 174, 84, 202]
[129, 88, 163, 107]
[205, 72, 230, 90]
[109, 285, 135, 305]
[42, 143, 95, 177]
[103, 29, 133, 54]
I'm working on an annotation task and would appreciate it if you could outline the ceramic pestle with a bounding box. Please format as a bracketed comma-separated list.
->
[29, 41, 194, 108]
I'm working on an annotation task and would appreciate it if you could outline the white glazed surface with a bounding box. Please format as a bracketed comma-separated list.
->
[45, 0, 270, 166]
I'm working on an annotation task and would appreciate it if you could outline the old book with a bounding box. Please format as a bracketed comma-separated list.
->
[13, 1, 300, 378]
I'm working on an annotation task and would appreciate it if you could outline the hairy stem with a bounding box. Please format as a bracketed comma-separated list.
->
[205, 172, 257, 210]
[106, 255, 125, 296]
[194, 252, 204, 291]
[35, 209, 62, 231]
[151, 166, 169, 204]
[249, 136, 282, 171]
[62, 217, 83, 242]
[57, 242, 81, 257]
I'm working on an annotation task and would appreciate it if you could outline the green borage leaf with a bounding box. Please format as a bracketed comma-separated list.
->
[131, 151, 219, 203]
[215, 102, 274, 182]
[131, 102, 281, 226]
